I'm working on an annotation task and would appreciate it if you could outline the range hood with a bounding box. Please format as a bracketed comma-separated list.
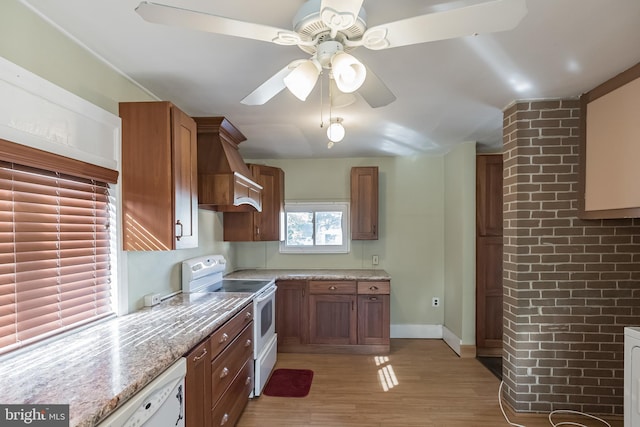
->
[193, 117, 262, 212]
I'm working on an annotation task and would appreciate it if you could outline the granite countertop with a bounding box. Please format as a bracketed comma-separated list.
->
[0, 292, 253, 427]
[225, 268, 391, 281]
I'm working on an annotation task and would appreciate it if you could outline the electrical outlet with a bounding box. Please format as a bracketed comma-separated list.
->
[432, 297, 440, 307]
[372, 255, 379, 265]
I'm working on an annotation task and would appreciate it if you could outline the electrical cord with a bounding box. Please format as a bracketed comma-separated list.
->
[498, 381, 612, 427]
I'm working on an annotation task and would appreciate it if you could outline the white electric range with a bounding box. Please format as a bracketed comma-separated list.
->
[181, 254, 277, 397]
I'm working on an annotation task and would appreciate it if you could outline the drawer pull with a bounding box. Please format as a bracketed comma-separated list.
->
[220, 367, 229, 379]
[245, 311, 253, 319]
[329, 286, 337, 290]
[219, 333, 229, 344]
[245, 339, 252, 348]
[193, 348, 207, 362]
[369, 285, 379, 291]
[220, 413, 229, 426]
[370, 296, 378, 301]
[245, 376, 252, 385]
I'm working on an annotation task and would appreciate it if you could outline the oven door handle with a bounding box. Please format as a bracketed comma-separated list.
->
[255, 285, 277, 303]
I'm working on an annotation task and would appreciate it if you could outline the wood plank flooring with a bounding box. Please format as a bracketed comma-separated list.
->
[238, 339, 623, 427]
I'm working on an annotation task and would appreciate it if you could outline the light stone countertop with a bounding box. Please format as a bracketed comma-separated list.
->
[0, 269, 389, 426]
[225, 269, 391, 282]
[0, 292, 253, 427]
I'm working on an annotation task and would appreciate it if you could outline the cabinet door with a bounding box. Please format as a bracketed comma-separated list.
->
[120, 101, 198, 250]
[351, 166, 379, 240]
[275, 280, 308, 347]
[185, 338, 211, 427]
[251, 164, 284, 241]
[223, 164, 284, 242]
[357, 294, 390, 345]
[172, 107, 198, 249]
[309, 294, 357, 345]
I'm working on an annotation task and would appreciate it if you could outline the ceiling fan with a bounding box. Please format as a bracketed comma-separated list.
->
[135, 0, 527, 108]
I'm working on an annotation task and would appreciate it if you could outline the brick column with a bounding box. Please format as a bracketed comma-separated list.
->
[502, 99, 640, 415]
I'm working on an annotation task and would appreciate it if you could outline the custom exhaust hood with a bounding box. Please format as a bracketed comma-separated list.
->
[194, 116, 263, 212]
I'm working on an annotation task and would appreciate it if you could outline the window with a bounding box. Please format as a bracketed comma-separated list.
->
[280, 202, 350, 253]
[0, 139, 118, 355]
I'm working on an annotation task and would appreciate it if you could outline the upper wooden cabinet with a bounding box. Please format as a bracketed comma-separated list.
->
[223, 164, 284, 241]
[351, 166, 379, 240]
[119, 101, 198, 251]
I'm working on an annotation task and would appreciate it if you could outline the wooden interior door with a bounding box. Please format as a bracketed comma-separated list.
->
[476, 154, 503, 356]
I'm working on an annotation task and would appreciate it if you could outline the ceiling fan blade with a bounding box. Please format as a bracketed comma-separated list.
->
[240, 63, 297, 106]
[135, 1, 303, 45]
[320, 0, 364, 34]
[357, 67, 396, 108]
[360, 0, 527, 50]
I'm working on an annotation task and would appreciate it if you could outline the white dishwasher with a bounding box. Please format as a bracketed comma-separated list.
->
[99, 358, 186, 427]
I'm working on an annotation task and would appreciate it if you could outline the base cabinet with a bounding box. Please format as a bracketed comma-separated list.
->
[357, 281, 391, 345]
[277, 279, 390, 354]
[309, 281, 357, 345]
[275, 280, 308, 347]
[185, 304, 253, 427]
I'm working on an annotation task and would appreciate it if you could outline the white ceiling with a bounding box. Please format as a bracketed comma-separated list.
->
[20, 0, 640, 159]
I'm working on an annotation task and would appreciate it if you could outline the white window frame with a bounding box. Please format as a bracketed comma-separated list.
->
[280, 201, 350, 254]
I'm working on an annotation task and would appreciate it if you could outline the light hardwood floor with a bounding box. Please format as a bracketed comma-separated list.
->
[238, 339, 623, 427]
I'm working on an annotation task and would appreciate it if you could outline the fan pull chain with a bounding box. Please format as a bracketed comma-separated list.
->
[319, 71, 324, 129]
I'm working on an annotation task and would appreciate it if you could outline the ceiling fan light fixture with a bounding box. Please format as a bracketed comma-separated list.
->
[327, 118, 345, 143]
[284, 59, 321, 101]
[331, 51, 367, 93]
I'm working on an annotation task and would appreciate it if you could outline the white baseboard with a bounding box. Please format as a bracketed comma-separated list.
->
[442, 326, 461, 355]
[390, 324, 442, 339]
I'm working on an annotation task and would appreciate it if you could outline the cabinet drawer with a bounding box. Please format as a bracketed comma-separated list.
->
[357, 281, 390, 295]
[308, 281, 356, 294]
[211, 359, 254, 427]
[211, 323, 253, 406]
[210, 303, 254, 358]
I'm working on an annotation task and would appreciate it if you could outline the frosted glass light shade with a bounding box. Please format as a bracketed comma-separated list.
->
[327, 122, 345, 142]
[284, 60, 321, 101]
[331, 52, 367, 93]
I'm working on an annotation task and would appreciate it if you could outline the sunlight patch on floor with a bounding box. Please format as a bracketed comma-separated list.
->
[374, 355, 398, 391]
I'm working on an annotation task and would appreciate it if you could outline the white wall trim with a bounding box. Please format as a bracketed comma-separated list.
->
[0, 56, 120, 170]
[442, 326, 462, 356]
[391, 324, 443, 339]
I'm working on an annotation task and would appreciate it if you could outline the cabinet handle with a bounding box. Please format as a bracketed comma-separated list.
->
[220, 367, 229, 379]
[245, 311, 252, 320]
[245, 376, 252, 385]
[219, 333, 229, 343]
[370, 296, 378, 301]
[220, 413, 229, 426]
[175, 220, 183, 241]
[329, 286, 337, 290]
[245, 339, 252, 348]
[256, 226, 260, 236]
[369, 285, 378, 291]
[192, 347, 207, 362]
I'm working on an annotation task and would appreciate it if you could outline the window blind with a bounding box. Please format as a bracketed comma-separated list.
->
[0, 161, 114, 355]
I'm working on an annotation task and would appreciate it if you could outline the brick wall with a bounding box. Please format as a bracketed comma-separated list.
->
[502, 99, 640, 415]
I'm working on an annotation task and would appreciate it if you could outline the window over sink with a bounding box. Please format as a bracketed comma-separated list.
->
[279, 201, 350, 254]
